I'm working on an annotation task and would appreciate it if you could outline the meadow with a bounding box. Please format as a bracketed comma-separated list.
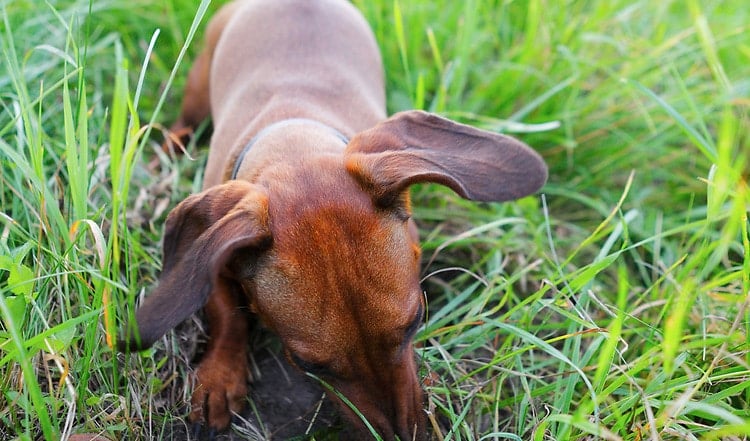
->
[1, 0, 749, 439]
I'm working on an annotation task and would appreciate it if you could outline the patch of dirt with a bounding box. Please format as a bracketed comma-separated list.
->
[166, 344, 341, 440]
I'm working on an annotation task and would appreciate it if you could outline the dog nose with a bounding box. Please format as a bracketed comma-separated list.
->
[386, 353, 427, 441]
[337, 376, 426, 440]
[393, 385, 427, 441]
[372, 413, 422, 441]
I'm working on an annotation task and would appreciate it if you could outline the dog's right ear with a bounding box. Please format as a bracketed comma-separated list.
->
[119, 181, 271, 351]
[344, 110, 547, 207]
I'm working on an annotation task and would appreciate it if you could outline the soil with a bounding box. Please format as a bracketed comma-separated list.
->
[164, 344, 342, 440]
[135, 313, 345, 441]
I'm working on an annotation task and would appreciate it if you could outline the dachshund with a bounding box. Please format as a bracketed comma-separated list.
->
[121, 0, 547, 439]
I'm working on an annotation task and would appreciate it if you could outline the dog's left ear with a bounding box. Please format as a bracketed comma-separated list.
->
[119, 181, 271, 351]
[344, 110, 547, 207]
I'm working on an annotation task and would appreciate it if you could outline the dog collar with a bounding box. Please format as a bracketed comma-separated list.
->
[231, 118, 350, 180]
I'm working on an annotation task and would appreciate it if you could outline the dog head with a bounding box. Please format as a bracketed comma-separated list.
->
[121, 110, 547, 439]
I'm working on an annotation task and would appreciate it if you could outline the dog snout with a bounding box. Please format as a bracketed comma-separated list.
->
[332, 354, 427, 440]
[393, 365, 428, 441]
[338, 392, 426, 441]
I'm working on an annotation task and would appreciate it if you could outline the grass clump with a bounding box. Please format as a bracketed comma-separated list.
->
[1, 0, 749, 439]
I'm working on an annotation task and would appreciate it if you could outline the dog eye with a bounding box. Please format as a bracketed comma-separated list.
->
[290, 353, 332, 377]
[405, 303, 424, 339]
[395, 303, 425, 357]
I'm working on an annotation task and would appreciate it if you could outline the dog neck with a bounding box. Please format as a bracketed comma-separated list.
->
[231, 118, 350, 180]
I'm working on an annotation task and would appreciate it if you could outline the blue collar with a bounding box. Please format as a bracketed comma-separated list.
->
[231, 118, 350, 179]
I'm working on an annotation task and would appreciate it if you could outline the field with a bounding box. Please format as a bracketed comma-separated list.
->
[1, 0, 749, 439]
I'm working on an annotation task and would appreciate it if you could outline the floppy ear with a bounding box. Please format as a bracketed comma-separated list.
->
[344, 110, 547, 207]
[119, 181, 271, 351]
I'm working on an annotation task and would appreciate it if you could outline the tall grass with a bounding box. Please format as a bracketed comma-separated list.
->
[1, 0, 748, 440]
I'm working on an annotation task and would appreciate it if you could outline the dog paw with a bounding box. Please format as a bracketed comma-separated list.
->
[162, 123, 194, 156]
[189, 356, 249, 432]
[191, 422, 218, 441]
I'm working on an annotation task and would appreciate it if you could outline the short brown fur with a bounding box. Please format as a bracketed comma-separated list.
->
[122, 0, 547, 439]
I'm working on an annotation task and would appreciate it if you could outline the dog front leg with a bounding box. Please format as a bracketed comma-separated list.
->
[190, 278, 250, 433]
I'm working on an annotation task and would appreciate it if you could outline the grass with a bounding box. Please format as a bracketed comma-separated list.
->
[1, 0, 749, 439]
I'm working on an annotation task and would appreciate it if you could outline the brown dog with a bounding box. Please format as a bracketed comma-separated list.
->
[121, 0, 547, 439]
